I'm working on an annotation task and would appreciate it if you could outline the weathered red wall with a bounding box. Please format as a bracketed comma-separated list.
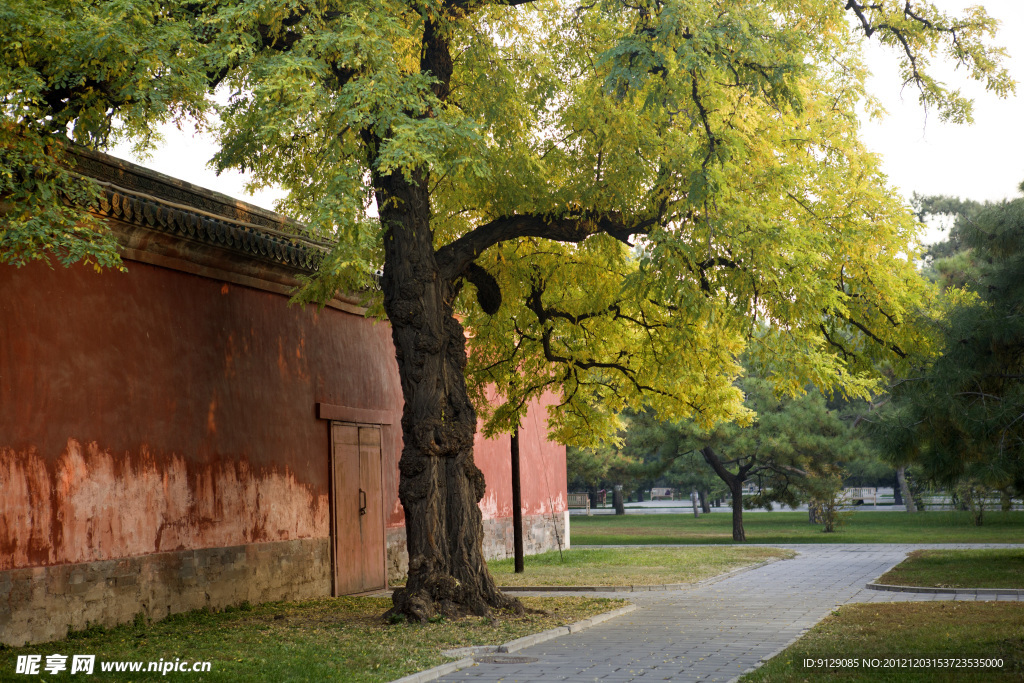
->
[0, 259, 401, 570]
[472, 395, 568, 522]
[1, 258, 565, 572]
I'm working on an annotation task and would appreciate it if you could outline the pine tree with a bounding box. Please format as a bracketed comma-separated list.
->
[876, 184, 1024, 502]
[621, 377, 872, 540]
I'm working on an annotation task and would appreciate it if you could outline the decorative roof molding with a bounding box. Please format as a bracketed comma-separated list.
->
[92, 182, 325, 273]
[68, 146, 330, 275]
[60, 146, 369, 315]
[71, 147, 301, 231]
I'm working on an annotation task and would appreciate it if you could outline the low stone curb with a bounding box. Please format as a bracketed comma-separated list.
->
[866, 582, 1024, 596]
[501, 584, 686, 592]
[388, 656, 477, 683]
[386, 604, 638, 683]
[501, 604, 638, 648]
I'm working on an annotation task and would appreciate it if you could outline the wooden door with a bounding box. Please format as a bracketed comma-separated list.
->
[331, 423, 386, 594]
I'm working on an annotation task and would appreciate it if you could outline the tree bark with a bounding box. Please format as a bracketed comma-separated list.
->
[700, 446, 748, 542]
[699, 489, 711, 514]
[896, 466, 917, 514]
[808, 503, 820, 524]
[613, 485, 625, 515]
[729, 481, 745, 541]
[374, 162, 519, 621]
[371, 16, 522, 623]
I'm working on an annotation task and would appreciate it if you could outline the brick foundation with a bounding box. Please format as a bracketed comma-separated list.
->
[385, 511, 570, 583]
[0, 538, 330, 647]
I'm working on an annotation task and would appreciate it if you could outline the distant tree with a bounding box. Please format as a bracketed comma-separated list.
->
[874, 184, 1024, 507]
[566, 444, 636, 507]
[803, 463, 850, 533]
[665, 454, 726, 513]
[627, 375, 871, 541]
[912, 193, 983, 266]
[842, 454, 895, 488]
[620, 410, 724, 510]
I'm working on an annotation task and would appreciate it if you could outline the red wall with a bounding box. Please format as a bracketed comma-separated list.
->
[472, 396, 568, 522]
[0, 259, 565, 570]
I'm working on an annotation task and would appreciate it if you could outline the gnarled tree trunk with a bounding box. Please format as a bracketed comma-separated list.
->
[365, 18, 522, 623]
[374, 165, 519, 622]
[377, 172, 520, 619]
[701, 446, 750, 542]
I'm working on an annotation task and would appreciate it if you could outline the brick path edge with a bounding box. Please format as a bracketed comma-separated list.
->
[865, 582, 1024, 596]
[387, 604, 638, 683]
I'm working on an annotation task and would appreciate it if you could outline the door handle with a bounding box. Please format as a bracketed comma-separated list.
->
[359, 488, 367, 516]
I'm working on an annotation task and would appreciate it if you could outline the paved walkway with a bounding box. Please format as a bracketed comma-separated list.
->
[435, 544, 1024, 683]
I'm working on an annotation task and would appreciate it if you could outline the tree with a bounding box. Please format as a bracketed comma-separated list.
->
[1, 0, 1012, 620]
[620, 409, 725, 508]
[803, 463, 849, 533]
[566, 443, 636, 506]
[705, 380, 876, 540]
[874, 184, 1024, 507]
[624, 376, 874, 540]
[913, 193, 983, 268]
[841, 450, 894, 488]
[659, 451, 725, 512]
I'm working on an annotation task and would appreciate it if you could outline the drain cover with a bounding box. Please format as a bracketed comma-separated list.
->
[474, 655, 538, 664]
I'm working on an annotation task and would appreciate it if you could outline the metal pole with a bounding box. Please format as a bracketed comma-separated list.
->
[511, 427, 524, 573]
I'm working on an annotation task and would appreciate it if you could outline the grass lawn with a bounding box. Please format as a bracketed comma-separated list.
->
[571, 510, 1024, 545]
[742, 602, 1024, 682]
[0, 596, 625, 682]
[488, 546, 794, 586]
[877, 549, 1024, 589]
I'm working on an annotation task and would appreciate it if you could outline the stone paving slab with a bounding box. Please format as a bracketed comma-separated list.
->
[426, 544, 1024, 683]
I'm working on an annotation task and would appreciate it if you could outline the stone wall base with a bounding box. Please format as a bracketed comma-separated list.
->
[385, 511, 570, 583]
[0, 538, 330, 647]
[2, 513, 571, 646]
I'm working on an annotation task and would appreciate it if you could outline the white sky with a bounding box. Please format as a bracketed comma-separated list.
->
[859, 0, 1024, 242]
[115, 1, 1024, 245]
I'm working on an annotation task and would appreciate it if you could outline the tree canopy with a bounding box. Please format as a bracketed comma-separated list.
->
[874, 184, 1024, 497]
[621, 375, 873, 539]
[566, 441, 637, 496]
[1, 0, 1013, 619]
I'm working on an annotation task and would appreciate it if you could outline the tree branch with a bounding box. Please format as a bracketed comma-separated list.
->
[518, 280, 674, 399]
[701, 446, 739, 487]
[436, 212, 658, 281]
[833, 311, 907, 358]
